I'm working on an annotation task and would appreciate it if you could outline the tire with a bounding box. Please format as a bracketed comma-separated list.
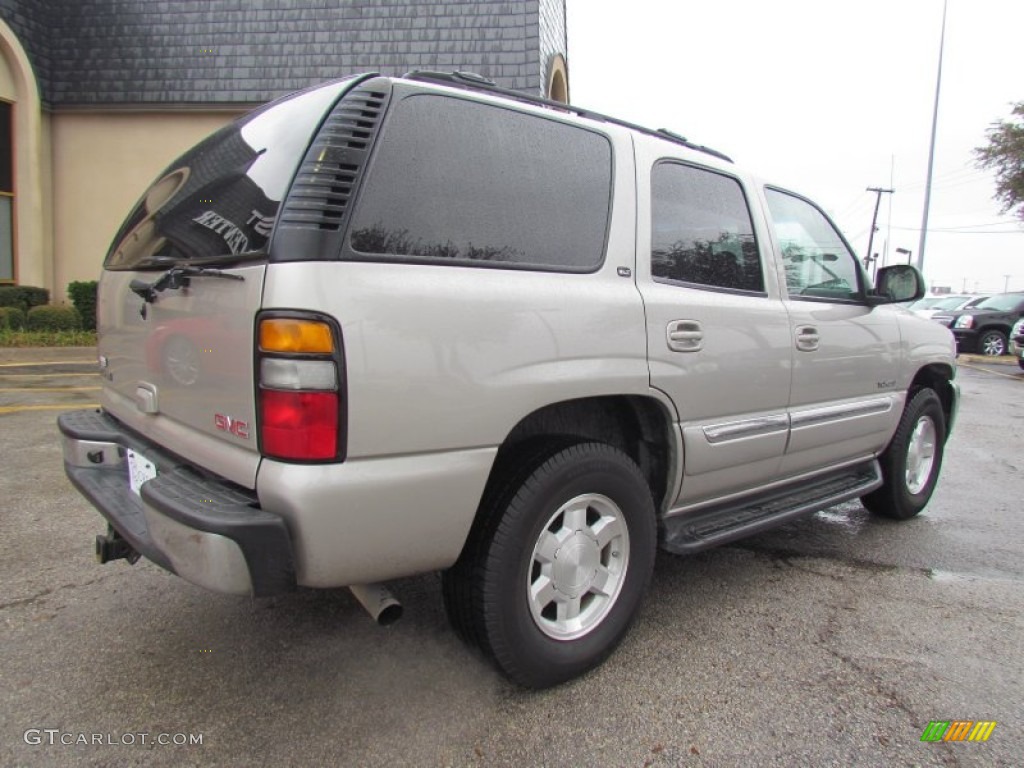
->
[861, 389, 946, 520]
[443, 442, 656, 688]
[977, 329, 1007, 357]
[163, 336, 200, 386]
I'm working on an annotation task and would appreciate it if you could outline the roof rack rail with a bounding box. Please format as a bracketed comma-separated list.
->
[402, 70, 733, 164]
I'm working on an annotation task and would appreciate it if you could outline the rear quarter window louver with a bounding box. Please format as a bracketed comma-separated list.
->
[271, 78, 392, 261]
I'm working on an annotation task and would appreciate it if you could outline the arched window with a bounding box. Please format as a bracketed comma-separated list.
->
[546, 54, 569, 104]
[0, 99, 12, 282]
[0, 19, 43, 287]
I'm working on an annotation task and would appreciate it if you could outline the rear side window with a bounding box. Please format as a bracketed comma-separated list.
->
[348, 94, 612, 271]
[104, 78, 356, 270]
[651, 162, 764, 293]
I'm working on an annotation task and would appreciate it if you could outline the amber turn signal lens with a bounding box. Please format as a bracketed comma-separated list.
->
[259, 319, 334, 354]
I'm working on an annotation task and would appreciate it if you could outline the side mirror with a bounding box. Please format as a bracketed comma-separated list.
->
[871, 264, 925, 304]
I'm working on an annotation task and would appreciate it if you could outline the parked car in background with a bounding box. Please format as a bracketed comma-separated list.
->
[947, 292, 1024, 356]
[1010, 317, 1024, 370]
[907, 296, 948, 313]
[915, 294, 989, 322]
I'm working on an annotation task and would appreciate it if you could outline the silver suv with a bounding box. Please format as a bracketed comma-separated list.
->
[59, 72, 959, 688]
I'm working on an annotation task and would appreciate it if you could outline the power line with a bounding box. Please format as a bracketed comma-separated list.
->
[889, 224, 1022, 234]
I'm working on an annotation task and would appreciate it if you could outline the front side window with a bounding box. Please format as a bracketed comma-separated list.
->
[651, 162, 764, 292]
[765, 188, 861, 302]
[348, 94, 612, 271]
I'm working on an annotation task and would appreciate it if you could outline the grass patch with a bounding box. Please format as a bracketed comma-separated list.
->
[0, 328, 98, 347]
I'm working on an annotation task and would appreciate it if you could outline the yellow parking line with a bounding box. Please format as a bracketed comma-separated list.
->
[0, 360, 96, 367]
[0, 403, 100, 414]
[0, 386, 101, 392]
[0, 372, 100, 378]
[959, 362, 1024, 381]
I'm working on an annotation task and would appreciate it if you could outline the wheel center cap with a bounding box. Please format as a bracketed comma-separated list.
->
[552, 533, 599, 598]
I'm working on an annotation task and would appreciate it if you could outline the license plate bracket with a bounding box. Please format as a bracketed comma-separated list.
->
[127, 449, 157, 496]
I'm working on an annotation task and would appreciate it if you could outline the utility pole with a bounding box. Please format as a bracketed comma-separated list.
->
[864, 187, 895, 271]
[917, 0, 948, 274]
[1005, 275, 1012, 292]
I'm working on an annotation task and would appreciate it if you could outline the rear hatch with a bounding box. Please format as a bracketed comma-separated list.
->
[97, 77, 361, 489]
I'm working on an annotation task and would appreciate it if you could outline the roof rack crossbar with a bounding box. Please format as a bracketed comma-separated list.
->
[401, 70, 733, 164]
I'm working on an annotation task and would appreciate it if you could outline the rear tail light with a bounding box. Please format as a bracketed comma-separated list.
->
[259, 318, 334, 354]
[256, 314, 346, 462]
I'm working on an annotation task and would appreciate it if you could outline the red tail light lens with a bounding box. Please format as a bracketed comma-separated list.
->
[260, 389, 338, 460]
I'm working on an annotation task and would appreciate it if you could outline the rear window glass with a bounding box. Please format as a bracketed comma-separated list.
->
[104, 78, 356, 270]
[347, 94, 612, 271]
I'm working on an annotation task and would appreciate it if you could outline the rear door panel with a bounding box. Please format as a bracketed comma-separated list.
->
[633, 140, 793, 508]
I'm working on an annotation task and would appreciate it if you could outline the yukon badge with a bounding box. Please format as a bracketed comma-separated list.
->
[214, 413, 250, 440]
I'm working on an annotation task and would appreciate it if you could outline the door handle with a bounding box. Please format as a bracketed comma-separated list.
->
[667, 320, 703, 352]
[795, 325, 819, 352]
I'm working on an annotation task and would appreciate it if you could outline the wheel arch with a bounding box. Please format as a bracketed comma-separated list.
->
[975, 324, 1010, 348]
[908, 363, 956, 440]
[459, 395, 677, 558]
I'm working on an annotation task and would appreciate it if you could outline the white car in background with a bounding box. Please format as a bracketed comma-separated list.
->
[914, 294, 990, 324]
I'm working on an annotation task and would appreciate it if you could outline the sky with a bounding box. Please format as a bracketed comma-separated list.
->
[564, 0, 1024, 294]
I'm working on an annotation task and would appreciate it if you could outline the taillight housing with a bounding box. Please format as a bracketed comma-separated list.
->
[256, 312, 346, 462]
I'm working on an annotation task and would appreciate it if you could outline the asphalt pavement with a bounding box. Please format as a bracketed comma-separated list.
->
[1, 348, 1021, 767]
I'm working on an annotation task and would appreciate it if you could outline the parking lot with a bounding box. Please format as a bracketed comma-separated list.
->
[1, 348, 1021, 767]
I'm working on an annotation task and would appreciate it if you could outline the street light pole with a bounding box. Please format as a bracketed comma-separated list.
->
[896, 247, 912, 265]
[917, 0, 948, 274]
[865, 186, 894, 270]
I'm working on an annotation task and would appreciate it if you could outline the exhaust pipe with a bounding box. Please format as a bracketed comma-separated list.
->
[349, 583, 403, 626]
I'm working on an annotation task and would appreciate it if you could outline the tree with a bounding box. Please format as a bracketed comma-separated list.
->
[975, 102, 1024, 220]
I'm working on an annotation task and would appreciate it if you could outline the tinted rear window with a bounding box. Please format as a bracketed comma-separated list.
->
[651, 162, 764, 293]
[347, 94, 612, 272]
[104, 78, 356, 270]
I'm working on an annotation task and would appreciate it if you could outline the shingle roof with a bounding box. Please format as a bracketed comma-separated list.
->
[1, 0, 564, 107]
[0, 0, 54, 100]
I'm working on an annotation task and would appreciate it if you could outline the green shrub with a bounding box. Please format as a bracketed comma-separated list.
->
[0, 285, 50, 312]
[26, 304, 81, 331]
[0, 328, 97, 347]
[67, 280, 99, 331]
[0, 306, 26, 329]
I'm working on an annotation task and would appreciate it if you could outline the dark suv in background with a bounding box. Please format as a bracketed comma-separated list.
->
[947, 292, 1024, 356]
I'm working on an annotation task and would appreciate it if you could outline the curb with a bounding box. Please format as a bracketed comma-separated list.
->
[957, 353, 1020, 367]
[0, 346, 97, 364]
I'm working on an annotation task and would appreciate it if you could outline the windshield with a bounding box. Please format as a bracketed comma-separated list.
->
[975, 293, 1024, 311]
[104, 77, 358, 270]
[910, 297, 944, 310]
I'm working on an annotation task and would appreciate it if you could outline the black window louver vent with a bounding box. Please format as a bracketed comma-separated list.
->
[278, 85, 389, 232]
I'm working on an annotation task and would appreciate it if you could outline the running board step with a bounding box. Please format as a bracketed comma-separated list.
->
[661, 460, 882, 555]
